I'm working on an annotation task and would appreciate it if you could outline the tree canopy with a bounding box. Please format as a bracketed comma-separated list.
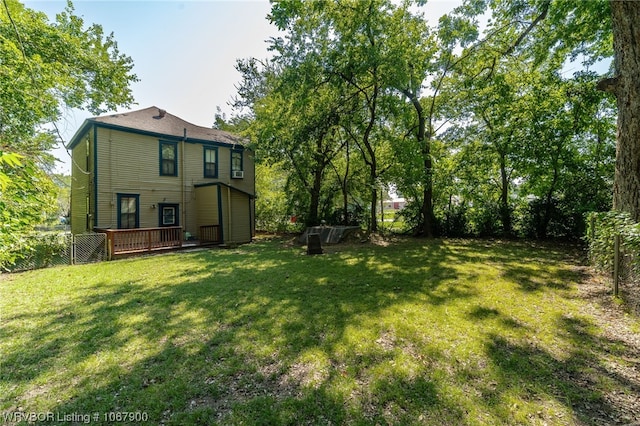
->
[230, 0, 617, 239]
[0, 0, 137, 266]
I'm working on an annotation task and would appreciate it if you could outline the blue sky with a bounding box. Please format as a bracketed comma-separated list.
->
[25, 0, 461, 174]
[26, 0, 279, 173]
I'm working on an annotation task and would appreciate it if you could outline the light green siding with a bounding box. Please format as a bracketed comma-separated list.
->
[80, 126, 254, 241]
[70, 131, 92, 234]
[230, 190, 251, 243]
[195, 185, 219, 237]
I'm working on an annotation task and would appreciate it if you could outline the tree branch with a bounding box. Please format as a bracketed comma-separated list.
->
[504, 0, 551, 56]
[596, 77, 619, 95]
[2, 0, 28, 63]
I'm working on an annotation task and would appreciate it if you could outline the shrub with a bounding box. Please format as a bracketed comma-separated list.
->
[467, 202, 503, 238]
[521, 197, 586, 240]
[1, 232, 70, 272]
[438, 203, 470, 238]
[585, 211, 640, 274]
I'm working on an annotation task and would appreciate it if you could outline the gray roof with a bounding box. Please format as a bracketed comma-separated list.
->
[69, 106, 246, 148]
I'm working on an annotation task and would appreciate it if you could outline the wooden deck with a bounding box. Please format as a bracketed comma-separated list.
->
[95, 225, 222, 259]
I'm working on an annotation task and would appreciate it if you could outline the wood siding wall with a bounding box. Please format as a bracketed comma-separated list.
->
[230, 190, 251, 243]
[195, 185, 219, 229]
[195, 184, 253, 243]
[70, 125, 255, 242]
[70, 130, 92, 234]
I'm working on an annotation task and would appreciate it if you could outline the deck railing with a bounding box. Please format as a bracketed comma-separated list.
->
[200, 225, 222, 244]
[95, 226, 182, 259]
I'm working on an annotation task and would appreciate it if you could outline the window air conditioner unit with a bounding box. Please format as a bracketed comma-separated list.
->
[232, 170, 244, 179]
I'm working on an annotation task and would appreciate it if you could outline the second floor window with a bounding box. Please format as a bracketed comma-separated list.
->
[204, 147, 217, 178]
[231, 150, 243, 171]
[160, 141, 177, 176]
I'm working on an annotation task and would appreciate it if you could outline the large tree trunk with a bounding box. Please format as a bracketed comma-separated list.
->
[370, 171, 378, 232]
[604, 1, 640, 221]
[307, 167, 323, 227]
[539, 160, 559, 239]
[499, 153, 512, 237]
[405, 92, 434, 237]
[422, 155, 435, 238]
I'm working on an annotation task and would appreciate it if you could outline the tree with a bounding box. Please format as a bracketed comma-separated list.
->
[599, 2, 640, 221]
[329, 0, 387, 232]
[232, 0, 617, 239]
[436, 0, 618, 239]
[451, 55, 530, 237]
[445, 59, 615, 239]
[237, 57, 347, 227]
[383, 3, 481, 237]
[530, 72, 615, 238]
[267, 0, 475, 236]
[0, 0, 137, 266]
[268, 0, 396, 231]
[467, 0, 640, 224]
[384, 3, 439, 237]
[1, 0, 137, 147]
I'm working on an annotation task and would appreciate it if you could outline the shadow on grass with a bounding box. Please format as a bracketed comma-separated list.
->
[472, 308, 639, 425]
[2, 238, 636, 424]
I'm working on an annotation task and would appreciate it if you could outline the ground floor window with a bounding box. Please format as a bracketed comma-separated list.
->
[117, 194, 139, 229]
[159, 203, 179, 226]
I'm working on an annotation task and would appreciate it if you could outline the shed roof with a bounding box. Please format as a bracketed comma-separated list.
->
[67, 106, 246, 149]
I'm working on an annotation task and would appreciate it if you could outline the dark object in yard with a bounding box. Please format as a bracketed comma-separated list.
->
[299, 226, 362, 244]
[307, 233, 323, 255]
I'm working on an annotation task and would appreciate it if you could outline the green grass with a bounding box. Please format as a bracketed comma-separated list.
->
[0, 237, 637, 425]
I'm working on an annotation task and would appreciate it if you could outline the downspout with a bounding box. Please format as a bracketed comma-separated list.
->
[109, 129, 114, 226]
[182, 128, 186, 238]
[217, 184, 224, 242]
[85, 134, 90, 231]
[93, 125, 98, 229]
[227, 186, 232, 243]
[228, 146, 235, 242]
[252, 149, 256, 237]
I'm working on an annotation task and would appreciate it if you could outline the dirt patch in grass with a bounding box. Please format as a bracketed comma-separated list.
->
[575, 266, 640, 425]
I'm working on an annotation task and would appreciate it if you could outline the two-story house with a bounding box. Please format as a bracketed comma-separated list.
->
[67, 106, 255, 247]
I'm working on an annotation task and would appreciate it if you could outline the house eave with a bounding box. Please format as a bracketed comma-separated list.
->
[67, 120, 248, 150]
[194, 181, 255, 199]
[66, 120, 94, 150]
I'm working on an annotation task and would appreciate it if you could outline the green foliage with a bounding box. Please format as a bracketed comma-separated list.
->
[0, 0, 137, 141]
[0, 157, 58, 268]
[2, 232, 70, 272]
[395, 198, 425, 235]
[232, 0, 616, 239]
[441, 53, 615, 239]
[0, 0, 138, 154]
[0, 0, 136, 257]
[0, 151, 23, 190]
[438, 202, 470, 238]
[52, 173, 71, 220]
[586, 211, 640, 275]
[328, 203, 366, 227]
[254, 162, 303, 233]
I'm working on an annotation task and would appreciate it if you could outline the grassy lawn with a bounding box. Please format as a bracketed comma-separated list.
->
[1, 237, 638, 425]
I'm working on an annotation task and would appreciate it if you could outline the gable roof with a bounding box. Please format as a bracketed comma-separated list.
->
[67, 106, 246, 149]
